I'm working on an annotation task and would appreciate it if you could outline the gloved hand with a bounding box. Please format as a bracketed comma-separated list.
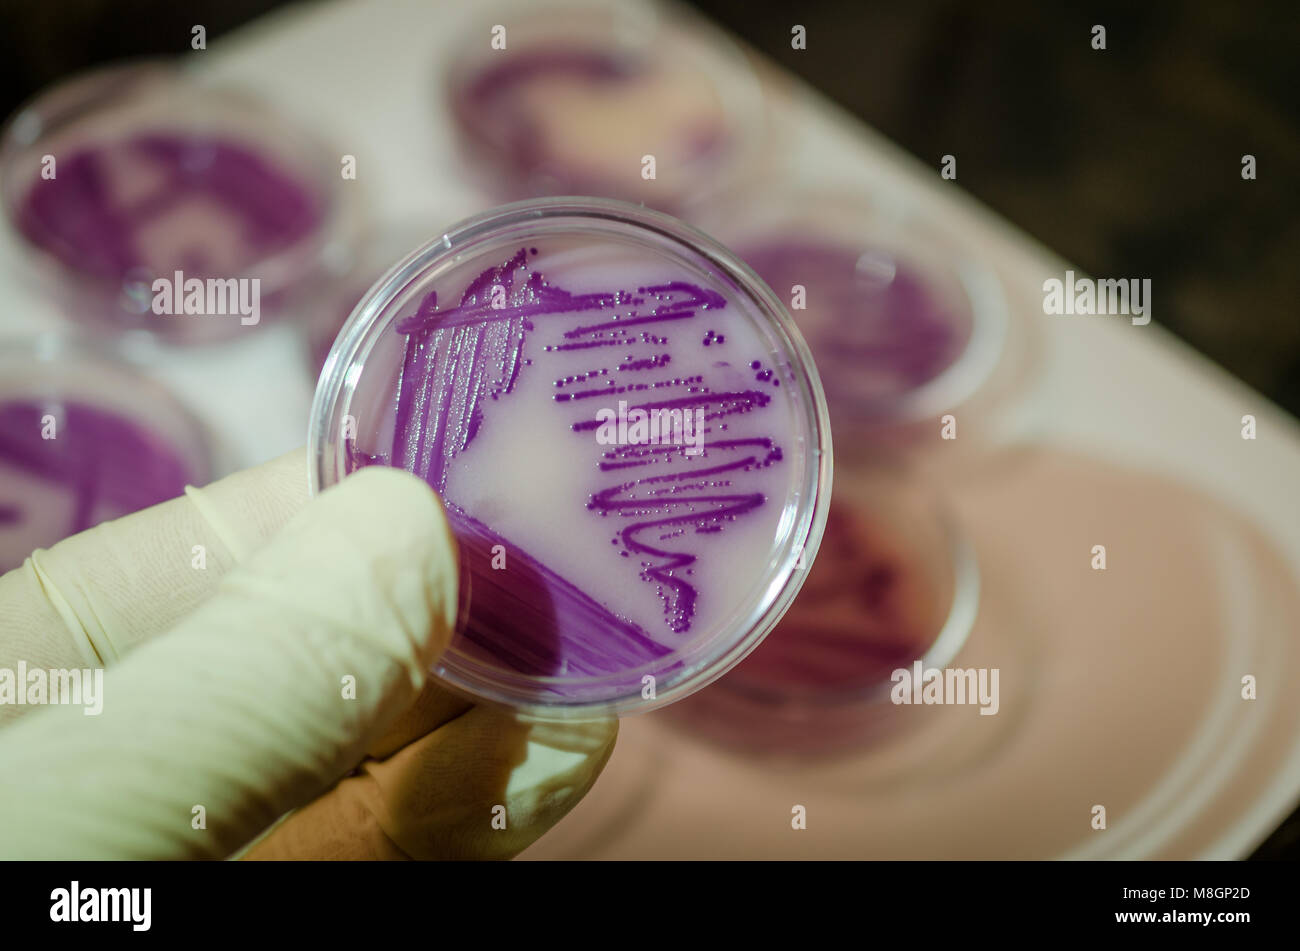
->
[0, 449, 617, 860]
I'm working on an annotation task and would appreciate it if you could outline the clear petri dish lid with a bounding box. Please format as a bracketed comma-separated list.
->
[442, 2, 766, 213]
[0, 334, 215, 573]
[310, 197, 832, 717]
[0, 59, 361, 342]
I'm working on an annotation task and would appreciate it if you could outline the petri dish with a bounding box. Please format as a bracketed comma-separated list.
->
[691, 191, 1011, 457]
[309, 197, 831, 717]
[661, 465, 979, 757]
[444, 4, 765, 213]
[0, 337, 214, 574]
[0, 60, 359, 343]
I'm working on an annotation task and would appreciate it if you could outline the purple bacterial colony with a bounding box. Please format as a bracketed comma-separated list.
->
[738, 239, 971, 416]
[17, 133, 322, 289]
[0, 400, 193, 573]
[348, 248, 790, 699]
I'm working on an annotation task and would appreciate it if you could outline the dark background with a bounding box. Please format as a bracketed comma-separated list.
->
[1, 0, 1297, 858]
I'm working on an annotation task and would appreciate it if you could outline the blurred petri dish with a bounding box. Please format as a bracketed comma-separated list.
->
[0, 61, 360, 343]
[691, 190, 1011, 458]
[309, 197, 831, 717]
[444, 3, 765, 213]
[661, 465, 979, 757]
[0, 336, 214, 573]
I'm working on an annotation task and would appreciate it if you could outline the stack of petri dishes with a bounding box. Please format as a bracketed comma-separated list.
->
[656, 189, 1034, 755]
[0, 59, 356, 568]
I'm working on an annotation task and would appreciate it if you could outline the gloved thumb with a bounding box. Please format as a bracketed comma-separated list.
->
[0, 465, 458, 859]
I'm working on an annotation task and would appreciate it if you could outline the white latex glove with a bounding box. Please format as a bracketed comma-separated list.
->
[0, 449, 616, 860]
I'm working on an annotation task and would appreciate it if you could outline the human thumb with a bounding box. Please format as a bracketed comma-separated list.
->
[0, 466, 458, 859]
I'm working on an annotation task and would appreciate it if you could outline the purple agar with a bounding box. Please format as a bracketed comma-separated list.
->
[312, 200, 831, 715]
[16, 133, 322, 289]
[0, 399, 196, 574]
[736, 237, 975, 421]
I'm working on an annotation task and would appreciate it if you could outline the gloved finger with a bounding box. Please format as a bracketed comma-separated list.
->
[0, 449, 309, 696]
[243, 708, 618, 861]
[0, 466, 458, 860]
[365, 677, 475, 760]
